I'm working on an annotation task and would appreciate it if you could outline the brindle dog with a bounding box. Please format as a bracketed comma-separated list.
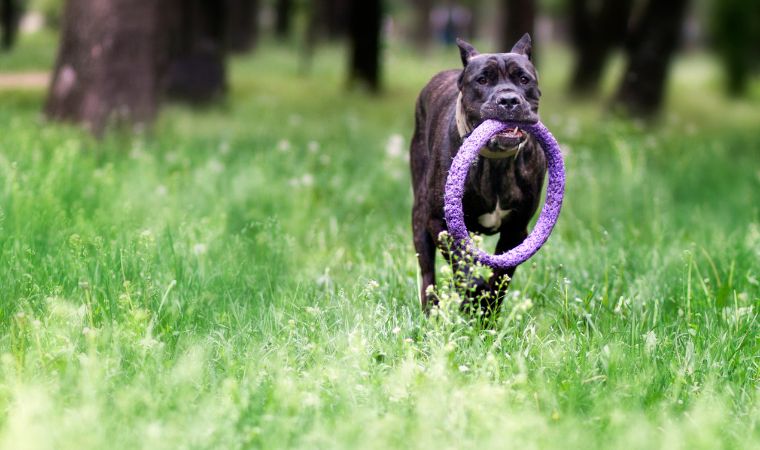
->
[410, 34, 546, 312]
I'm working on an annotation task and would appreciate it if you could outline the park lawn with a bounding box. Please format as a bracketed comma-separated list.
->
[0, 41, 759, 449]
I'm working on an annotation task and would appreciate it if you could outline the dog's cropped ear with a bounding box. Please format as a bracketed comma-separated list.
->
[456, 38, 479, 67]
[510, 33, 532, 60]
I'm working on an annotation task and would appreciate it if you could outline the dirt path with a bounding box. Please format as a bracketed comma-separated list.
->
[0, 72, 49, 90]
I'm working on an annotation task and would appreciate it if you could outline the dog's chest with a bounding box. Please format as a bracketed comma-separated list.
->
[477, 200, 511, 232]
[461, 170, 523, 235]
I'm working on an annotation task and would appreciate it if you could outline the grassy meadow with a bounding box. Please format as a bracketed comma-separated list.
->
[0, 34, 759, 449]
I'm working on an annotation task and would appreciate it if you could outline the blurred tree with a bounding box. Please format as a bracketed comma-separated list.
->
[463, 0, 481, 42]
[614, 0, 690, 116]
[711, 0, 760, 96]
[568, 0, 633, 93]
[164, 0, 227, 103]
[348, 0, 383, 91]
[1, 0, 22, 50]
[45, 0, 166, 134]
[500, 0, 535, 53]
[274, 0, 292, 39]
[225, 0, 258, 52]
[300, 0, 349, 73]
[411, 0, 433, 50]
[46, 0, 259, 135]
[317, 0, 349, 40]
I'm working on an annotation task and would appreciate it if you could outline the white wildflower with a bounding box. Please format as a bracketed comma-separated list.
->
[277, 139, 291, 152]
[385, 134, 404, 158]
[208, 158, 224, 174]
[644, 330, 657, 355]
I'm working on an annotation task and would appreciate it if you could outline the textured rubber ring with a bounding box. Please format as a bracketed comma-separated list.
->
[443, 119, 565, 269]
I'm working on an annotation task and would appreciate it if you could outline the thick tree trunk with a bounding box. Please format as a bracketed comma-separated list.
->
[614, 0, 690, 116]
[165, 0, 227, 103]
[45, 0, 166, 135]
[225, 0, 258, 53]
[569, 0, 633, 93]
[348, 0, 382, 92]
[500, 0, 535, 54]
[274, 0, 292, 40]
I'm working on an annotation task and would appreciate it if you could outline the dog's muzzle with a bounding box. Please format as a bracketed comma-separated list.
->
[485, 127, 528, 158]
[457, 93, 529, 159]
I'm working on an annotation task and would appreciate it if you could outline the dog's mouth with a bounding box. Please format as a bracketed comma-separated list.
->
[487, 127, 528, 153]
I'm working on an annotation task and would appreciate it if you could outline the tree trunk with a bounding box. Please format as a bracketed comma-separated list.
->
[348, 0, 382, 92]
[411, 0, 432, 50]
[323, 0, 350, 39]
[1, 0, 21, 51]
[614, 0, 690, 116]
[465, 0, 481, 42]
[711, 0, 758, 96]
[165, 0, 227, 103]
[45, 0, 166, 135]
[225, 0, 258, 53]
[274, 0, 292, 40]
[500, 0, 535, 54]
[569, 0, 633, 93]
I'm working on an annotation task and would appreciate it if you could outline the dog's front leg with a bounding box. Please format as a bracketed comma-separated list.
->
[478, 226, 528, 311]
[412, 207, 446, 311]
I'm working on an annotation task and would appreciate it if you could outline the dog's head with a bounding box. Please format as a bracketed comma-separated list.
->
[456, 34, 541, 153]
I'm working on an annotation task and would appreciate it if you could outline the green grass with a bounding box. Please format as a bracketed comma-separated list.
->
[0, 39, 759, 449]
[0, 29, 58, 72]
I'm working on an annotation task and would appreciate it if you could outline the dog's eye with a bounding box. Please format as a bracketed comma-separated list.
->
[519, 75, 531, 85]
[476, 75, 488, 85]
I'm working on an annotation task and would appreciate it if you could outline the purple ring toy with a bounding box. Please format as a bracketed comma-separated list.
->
[443, 119, 565, 270]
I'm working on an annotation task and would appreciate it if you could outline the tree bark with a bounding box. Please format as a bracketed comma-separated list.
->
[1, 0, 21, 51]
[45, 0, 166, 135]
[225, 0, 258, 53]
[500, 0, 535, 54]
[348, 0, 383, 92]
[569, 0, 633, 93]
[614, 0, 690, 116]
[165, 0, 227, 103]
[274, 0, 292, 40]
[323, 0, 350, 39]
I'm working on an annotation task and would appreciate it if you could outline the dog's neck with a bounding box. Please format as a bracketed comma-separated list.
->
[456, 92, 518, 160]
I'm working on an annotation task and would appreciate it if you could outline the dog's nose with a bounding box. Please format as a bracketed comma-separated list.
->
[497, 93, 521, 110]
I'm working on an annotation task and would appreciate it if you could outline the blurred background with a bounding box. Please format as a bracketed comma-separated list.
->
[1, 0, 758, 135]
[2, 3, 760, 448]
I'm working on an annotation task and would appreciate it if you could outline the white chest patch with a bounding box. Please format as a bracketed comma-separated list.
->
[478, 201, 511, 232]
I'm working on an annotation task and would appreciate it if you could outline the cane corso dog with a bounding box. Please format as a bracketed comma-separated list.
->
[410, 34, 546, 312]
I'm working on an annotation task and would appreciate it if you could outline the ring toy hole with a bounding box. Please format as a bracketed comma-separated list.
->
[443, 119, 566, 270]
